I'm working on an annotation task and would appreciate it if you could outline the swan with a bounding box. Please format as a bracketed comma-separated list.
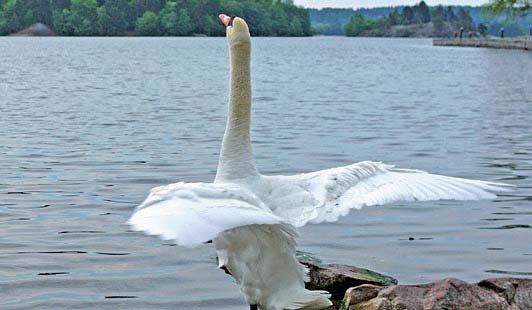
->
[128, 15, 513, 310]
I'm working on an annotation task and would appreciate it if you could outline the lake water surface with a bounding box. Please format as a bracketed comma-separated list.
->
[1, 37, 531, 309]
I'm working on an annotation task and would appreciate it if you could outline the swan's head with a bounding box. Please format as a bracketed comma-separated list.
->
[219, 14, 250, 47]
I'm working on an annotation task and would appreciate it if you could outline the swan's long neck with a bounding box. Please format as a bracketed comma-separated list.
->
[215, 43, 258, 182]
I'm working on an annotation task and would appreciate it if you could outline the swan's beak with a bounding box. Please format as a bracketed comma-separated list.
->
[219, 14, 232, 27]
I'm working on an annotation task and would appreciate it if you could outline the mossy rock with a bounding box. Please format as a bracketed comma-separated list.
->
[299, 258, 397, 301]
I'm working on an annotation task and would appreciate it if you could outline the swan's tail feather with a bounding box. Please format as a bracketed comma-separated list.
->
[215, 224, 332, 310]
[284, 290, 332, 310]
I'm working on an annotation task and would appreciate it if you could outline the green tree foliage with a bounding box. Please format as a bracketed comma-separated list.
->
[486, 0, 531, 15]
[0, 0, 20, 35]
[135, 10, 159, 35]
[0, 0, 312, 36]
[432, 5, 447, 37]
[402, 6, 414, 24]
[51, 0, 71, 12]
[0, 0, 54, 34]
[133, 0, 165, 17]
[52, 8, 73, 35]
[98, 0, 130, 35]
[344, 14, 378, 36]
[68, 0, 99, 36]
[445, 6, 458, 24]
[175, 8, 191, 35]
[477, 22, 488, 36]
[315, 4, 530, 37]
[158, 1, 177, 35]
[416, 1, 431, 23]
[309, 7, 401, 35]
[457, 8, 475, 31]
[387, 9, 403, 26]
[308, 8, 356, 35]
[344, 1, 478, 38]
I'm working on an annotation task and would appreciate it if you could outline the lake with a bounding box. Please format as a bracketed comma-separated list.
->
[1, 37, 531, 309]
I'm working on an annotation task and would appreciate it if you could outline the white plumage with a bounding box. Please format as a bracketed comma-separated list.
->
[263, 161, 513, 227]
[128, 16, 512, 310]
[128, 182, 288, 247]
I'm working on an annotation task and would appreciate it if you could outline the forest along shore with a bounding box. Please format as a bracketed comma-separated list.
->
[433, 36, 531, 51]
[0, 0, 312, 37]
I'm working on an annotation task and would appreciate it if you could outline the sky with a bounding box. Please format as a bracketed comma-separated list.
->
[294, 0, 488, 9]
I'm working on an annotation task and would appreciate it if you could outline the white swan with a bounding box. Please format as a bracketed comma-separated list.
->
[128, 15, 513, 310]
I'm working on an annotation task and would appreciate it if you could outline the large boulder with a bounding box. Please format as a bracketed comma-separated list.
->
[343, 277, 532, 310]
[11, 23, 55, 36]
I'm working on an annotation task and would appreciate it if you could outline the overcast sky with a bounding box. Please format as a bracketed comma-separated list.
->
[294, 0, 487, 9]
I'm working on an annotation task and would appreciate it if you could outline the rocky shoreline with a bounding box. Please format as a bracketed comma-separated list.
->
[301, 259, 532, 310]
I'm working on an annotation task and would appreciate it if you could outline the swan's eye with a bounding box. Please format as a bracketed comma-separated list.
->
[228, 16, 236, 27]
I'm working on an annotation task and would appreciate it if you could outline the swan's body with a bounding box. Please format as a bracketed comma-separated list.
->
[128, 16, 512, 310]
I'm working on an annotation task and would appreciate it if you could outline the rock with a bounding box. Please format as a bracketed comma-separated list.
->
[11, 23, 55, 36]
[299, 259, 397, 300]
[344, 284, 384, 306]
[343, 277, 532, 310]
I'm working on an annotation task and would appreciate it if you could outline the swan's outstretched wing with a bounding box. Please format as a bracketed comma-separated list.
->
[268, 161, 513, 227]
[128, 182, 291, 247]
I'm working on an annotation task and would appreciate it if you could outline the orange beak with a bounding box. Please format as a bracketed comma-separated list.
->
[219, 14, 231, 27]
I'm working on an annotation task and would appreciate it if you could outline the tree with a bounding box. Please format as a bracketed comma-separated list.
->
[432, 5, 446, 37]
[478, 23, 488, 36]
[344, 13, 376, 36]
[158, 1, 177, 35]
[417, 1, 431, 23]
[445, 6, 457, 23]
[294, 6, 312, 36]
[22, 0, 52, 25]
[220, 0, 244, 18]
[50, 0, 71, 11]
[387, 9, 402, 26]
[52, 8, 74, 35]
[0, 0, 22, 34]
[486, 0, 531, 15]
[402, 6, 414, 24]
[457, 8, 475, 31]
[175, 8, 191, 35]
[289, 18, 303, 36]
[0, 0, 314, 36]
[177, 9, 192, 36]
[99, 0, 130, 35]
[133, 0, 165, 17]
[0, 14, 7, 35]
[68, 0, 99, 35]
[272, 6, 289, 35]
[135, 10, 159, 35]
[97, 6, 111, 34]
[200, 15, 219, 36]
[242, 4, 272, 36]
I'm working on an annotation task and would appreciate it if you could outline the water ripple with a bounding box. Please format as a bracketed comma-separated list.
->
[1, 37, 531, 309]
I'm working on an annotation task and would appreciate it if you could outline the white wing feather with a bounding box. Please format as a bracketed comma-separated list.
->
[269, 161, 514, 227]
[128, 182, 290, 247]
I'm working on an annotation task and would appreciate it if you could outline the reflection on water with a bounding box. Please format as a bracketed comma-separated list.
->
[1, 37, 531, 309]
[485, 270, 532, 276]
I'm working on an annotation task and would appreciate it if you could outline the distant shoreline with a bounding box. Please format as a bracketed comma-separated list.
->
[4, 23, 528, 39]
[5, 34, 528, 39]
[434, 37, 531, 51]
